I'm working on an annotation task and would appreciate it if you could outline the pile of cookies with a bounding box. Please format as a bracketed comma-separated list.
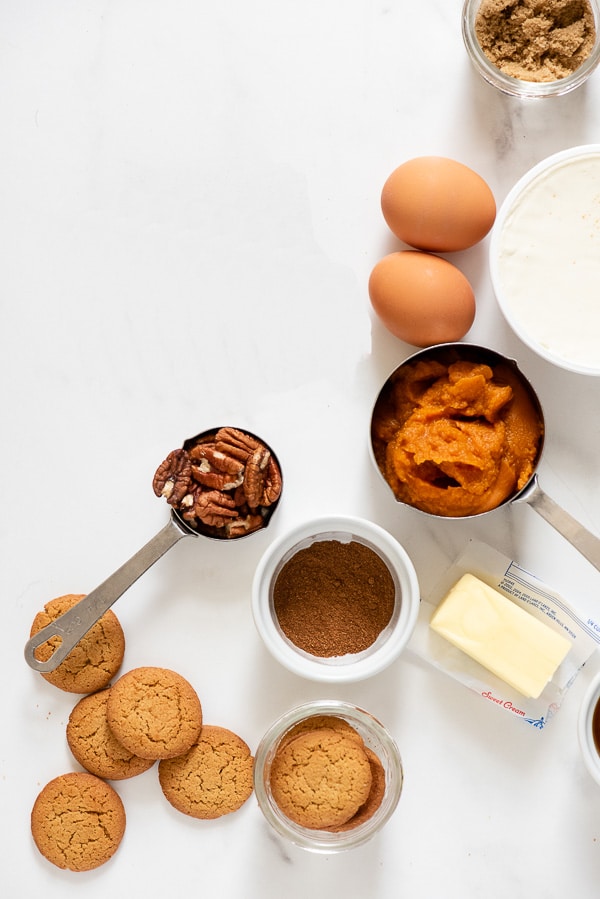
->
[269, 716, 386, 832]
[29, 595, 254, 872]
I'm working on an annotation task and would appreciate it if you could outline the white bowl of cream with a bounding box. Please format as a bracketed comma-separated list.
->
[490, 145, 600, 376]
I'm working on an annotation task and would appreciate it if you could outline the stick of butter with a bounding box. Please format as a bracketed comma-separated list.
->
[430, 573, 571, 699]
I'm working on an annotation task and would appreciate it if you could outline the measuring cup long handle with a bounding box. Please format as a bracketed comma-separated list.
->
[24, 516, 191, 673]
[517, 474, 600, 573]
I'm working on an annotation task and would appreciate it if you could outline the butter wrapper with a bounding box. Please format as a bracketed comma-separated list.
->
[408, 540, 599, 729]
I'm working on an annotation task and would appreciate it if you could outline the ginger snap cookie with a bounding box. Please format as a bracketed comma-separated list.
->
[277, 713, 386, 831]
[158, 724, 254, 819]
[277, 714, 365, 752]
[31, 771, 126, 871]
[269, 726, 373, 829]
[29, 594, 125, 694]
[67, 689, 155, 780]
[106, 666, 202, 760]
[325, 746, 387, 832]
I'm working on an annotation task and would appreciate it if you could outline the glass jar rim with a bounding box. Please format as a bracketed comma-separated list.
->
[461, 0, 600, 98]
[253, 700, 404, 852]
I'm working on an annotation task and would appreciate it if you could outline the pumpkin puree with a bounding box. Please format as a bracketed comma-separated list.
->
[371, 359, 543, 517]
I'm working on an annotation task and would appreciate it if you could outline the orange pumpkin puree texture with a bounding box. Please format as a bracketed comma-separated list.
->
[371, 359, 543, 517]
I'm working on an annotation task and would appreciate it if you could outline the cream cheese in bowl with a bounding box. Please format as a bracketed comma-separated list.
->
[490, 146, 600, 376]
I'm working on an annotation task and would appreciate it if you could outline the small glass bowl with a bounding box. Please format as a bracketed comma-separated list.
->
[462, 0, 600, 98]
[251, 515, 420, 683]
[578, 671, 600, 786]
[253, 700, 404, 852]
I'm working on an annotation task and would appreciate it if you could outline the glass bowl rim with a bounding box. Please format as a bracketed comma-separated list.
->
[253, 699, 404, 852]
[461, 0, 600, 99]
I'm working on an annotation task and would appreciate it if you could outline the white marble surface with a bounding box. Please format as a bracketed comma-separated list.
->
[3, 0, 600, 895]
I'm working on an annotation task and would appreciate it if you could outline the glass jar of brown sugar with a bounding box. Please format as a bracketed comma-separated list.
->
[462, 0, 600, 98]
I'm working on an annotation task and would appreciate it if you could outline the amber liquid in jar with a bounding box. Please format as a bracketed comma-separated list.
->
[592, 698, 600, 755]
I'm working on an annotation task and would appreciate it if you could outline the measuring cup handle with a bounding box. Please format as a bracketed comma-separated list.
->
[516, 474, 600, 572]
[24, 516, 191, 673]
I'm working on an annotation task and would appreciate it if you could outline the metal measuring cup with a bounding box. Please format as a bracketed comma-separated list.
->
[370, 343, 600, 572]
[24, 426, 283, 673]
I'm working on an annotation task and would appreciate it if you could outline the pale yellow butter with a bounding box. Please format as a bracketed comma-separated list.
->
[430, 573, 571, 699]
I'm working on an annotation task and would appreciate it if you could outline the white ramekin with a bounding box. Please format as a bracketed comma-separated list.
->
[251, 515, 420, 683]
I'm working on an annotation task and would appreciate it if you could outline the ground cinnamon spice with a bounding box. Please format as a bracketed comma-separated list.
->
[475, 0, 596, 82]
[272, 540, 396, 658]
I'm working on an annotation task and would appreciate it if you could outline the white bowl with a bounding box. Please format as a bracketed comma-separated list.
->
[490, 145, 600, 377]
[251, 515, 420, 683]
[578, 671, 600, 786]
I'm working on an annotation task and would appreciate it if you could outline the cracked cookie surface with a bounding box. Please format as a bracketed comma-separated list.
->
[277, 714, 366, 753]
[158, 724, 254, 819]
[106, 666, 202, 760]
[31, 771, 126, 871]
[67, 688, 156, 780]
[325, 747, 387, 832]
[270, 726, 372, 829]
[29, 594, 125, 693]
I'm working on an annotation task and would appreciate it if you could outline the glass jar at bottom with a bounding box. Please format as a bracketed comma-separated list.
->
[253, 700, 403, 852]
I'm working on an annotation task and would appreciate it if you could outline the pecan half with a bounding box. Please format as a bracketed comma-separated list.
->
[261, 455, 283, 506]
[243, 448, 283, 508]
[215, 426, 260, 462]
[152, 449, 191, 506]
[224, 513, 265, 538]
[179, 489, 198, 522]
[243, 445, 272, 509]
[189, 442, 245, 491]
[193, 489, 239, 528]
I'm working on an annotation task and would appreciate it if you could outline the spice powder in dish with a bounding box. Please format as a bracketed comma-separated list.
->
[272, 540, 396, 657]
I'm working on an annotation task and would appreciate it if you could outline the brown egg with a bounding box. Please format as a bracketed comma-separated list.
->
[381, 156, 496, 252]
[368, 251, 476, 347]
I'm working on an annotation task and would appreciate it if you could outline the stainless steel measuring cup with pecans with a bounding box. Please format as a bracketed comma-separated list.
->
[24, 426, 283, 673]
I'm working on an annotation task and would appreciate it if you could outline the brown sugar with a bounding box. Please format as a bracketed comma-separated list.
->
[474, 0, 597, 82]
[272, 540, 396, 657]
